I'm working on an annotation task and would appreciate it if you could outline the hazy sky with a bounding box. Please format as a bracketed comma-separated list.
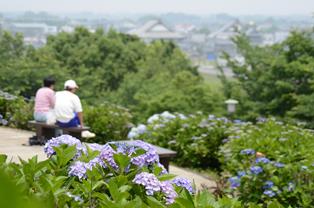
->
[0, 0, 313, 16]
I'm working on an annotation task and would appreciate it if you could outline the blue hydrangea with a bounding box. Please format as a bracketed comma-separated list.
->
[255, 157, 270, 164]
[263, 181, 274, 189]
[273, 162, 285, 168]
[44, 135, 86, 158]
[229, 176, 240, 189]
[240, 149, 255, 155]
[263, 190, 276, 197]
[250, 166, 263, 175]
[133, 172, 161, 195]
[237, 171, 246, 177]
[172, 177, 194, 193]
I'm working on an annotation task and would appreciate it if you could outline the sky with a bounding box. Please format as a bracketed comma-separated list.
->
[0, 0, 313, 16]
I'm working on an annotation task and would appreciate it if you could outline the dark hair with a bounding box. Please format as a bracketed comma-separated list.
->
[43, 77, 55, 87]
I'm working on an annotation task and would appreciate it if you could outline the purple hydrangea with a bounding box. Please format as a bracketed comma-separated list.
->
[44, 135, 86, 158]
[157, 163, 168, 175]
[1, 119, 8, 126]
[87, 143, 105, 152]
[240, 149, 255, 155]
[172, 177, 194, 193]
[263, 190, 276, 197]
[129, 140, 159, 167]
[99, 144, 118, 170]
[255, 157, 270, 164]
[250, 166, 263, 175]
[85, 157, 106, 170]
[160, 181, 177, 204]
[133, 172, 161, 195]
[69, 161, 87, 180]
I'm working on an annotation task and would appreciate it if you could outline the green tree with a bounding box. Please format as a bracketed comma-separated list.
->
[221, 30, 314, 122]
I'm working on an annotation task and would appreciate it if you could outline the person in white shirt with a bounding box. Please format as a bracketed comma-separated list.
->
[55, 80, 95, 138]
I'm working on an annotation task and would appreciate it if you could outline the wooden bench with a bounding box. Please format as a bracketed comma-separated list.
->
[116, 140, 177, 171]
[28, 121, 89, 144]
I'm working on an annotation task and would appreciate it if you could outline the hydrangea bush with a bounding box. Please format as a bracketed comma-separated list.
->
[83, 102, 133, 143]
[128, 111, 231, 169]
[1, 135, 242, 207]
[0, 97, 33, 129]
[220, 119, 314, 207]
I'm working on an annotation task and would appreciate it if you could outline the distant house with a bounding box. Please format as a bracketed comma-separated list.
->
[208, 19, 242, 57]
[128, 20, 185, 42]
[9, 23, 57, 37]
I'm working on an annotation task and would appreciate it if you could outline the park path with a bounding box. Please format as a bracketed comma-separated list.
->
[0, 126, 216, 190]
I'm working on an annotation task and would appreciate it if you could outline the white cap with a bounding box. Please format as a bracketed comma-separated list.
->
[64, 80, 79, 89]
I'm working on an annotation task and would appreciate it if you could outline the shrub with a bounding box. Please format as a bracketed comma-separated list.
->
[0, 135, 243, 207]
[0, 96, 33, 129]
[220, 119, 314, 207]
[128, 111, 231, 169]
[84, 102, 134, 143]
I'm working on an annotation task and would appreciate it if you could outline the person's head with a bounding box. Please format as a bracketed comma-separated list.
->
[64, 80, 79, 92]
[43, 77, 55, 89]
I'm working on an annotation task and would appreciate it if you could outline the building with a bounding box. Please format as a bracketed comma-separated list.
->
[128, 19, 185, 42]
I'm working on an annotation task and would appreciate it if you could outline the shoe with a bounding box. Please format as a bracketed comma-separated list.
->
[82, 130, 96, 138]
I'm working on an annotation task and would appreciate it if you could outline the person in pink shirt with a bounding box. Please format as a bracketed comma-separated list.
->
[34, 77, 56, 123]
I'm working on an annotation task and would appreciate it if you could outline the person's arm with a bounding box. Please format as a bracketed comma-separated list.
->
[77, 112, 84, 127]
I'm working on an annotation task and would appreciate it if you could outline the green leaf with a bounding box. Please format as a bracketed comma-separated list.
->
[0, 154, 7, 164]
[146, 196, 166, 208]
[157, 174, 177, 181]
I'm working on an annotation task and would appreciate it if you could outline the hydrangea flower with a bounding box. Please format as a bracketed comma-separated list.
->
[237, 171, 246, 177]
[250, 166, 263, 175]
[99, 144, 119, 170]
[147, 114, 160, 124]
[133, 172, 161, 195]
[69, 161, 87, 180]
[240, 149, 255, 155]
[129, 140, 159, 167]
[66, 192, 83, 203]
[255, 157, 270, 164]
[160, 111, 176, 121]
[160, 181, 177, 204]
[263, 181, 274, 189]
[263, 190, 276, 197]
[87, 143, 105, 152]
[127, 124, 147, 139]
[273, 162, 285, 168]
[44, 135, 86, 158]
[1, 119, 8, 126]
[172, 177, 194, 193]
[229, 176, 240, 189]
[85, 157, 105, 170]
